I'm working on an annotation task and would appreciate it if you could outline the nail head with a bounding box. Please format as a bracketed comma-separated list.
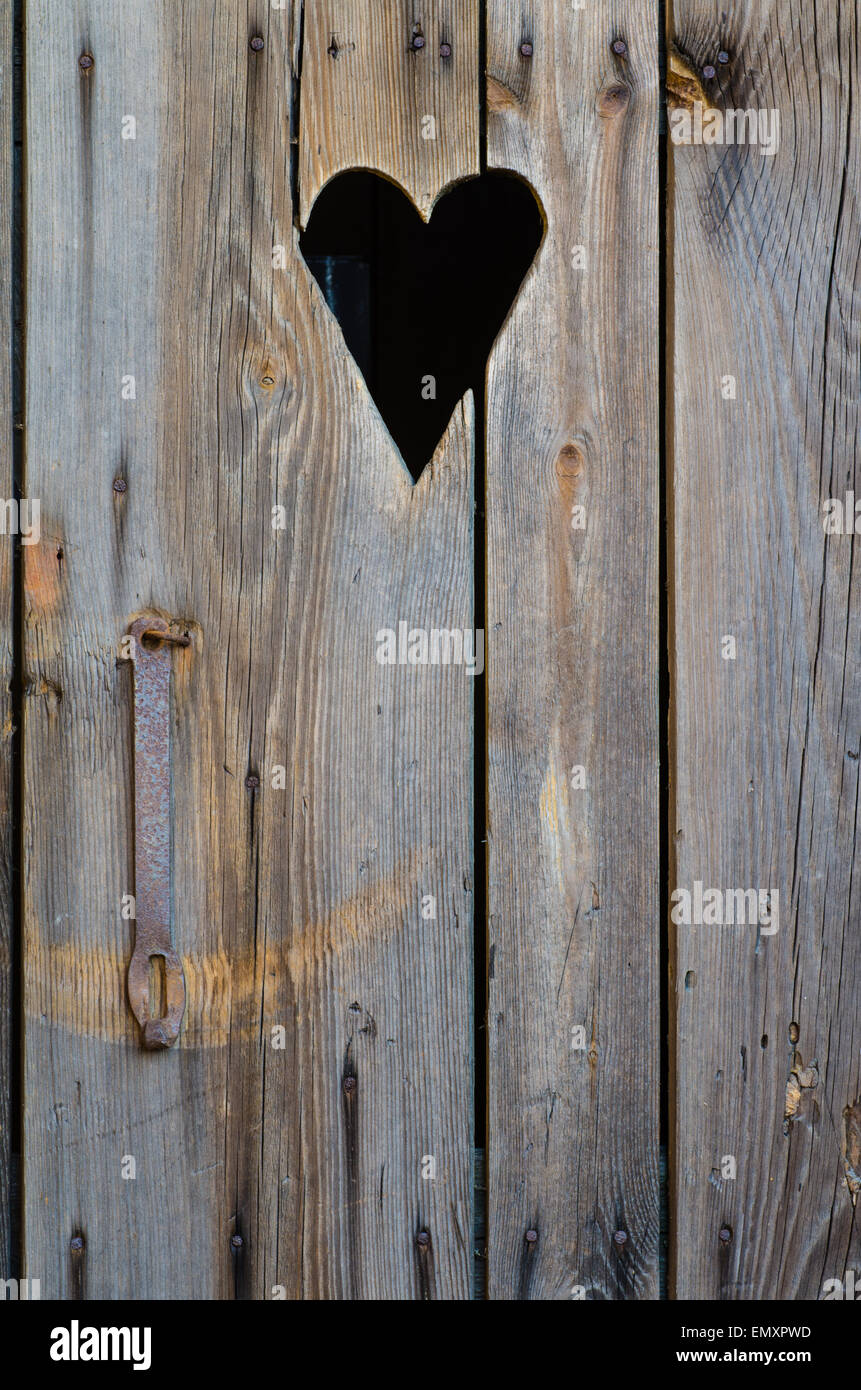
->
[525, 1228, 538, 1243]
[411, 35, 425, 51]
[717, 50, 730, 65]
[703, 63, 716, 80]
[245, 773, 260, 790]
[719, 1226, 732, 1244]
[612, 39, 628, 57]
[520, 42, 534, 58]
[231, 1234, 243, 1249]
[613, 1229, 628, 1246]
[416, 1231, 430, 1247]
[250, 36, 264, 52]
[113, 478, 127, 494]
[440, 42, 452, 58]
[78, 54, 94, 71]
[343, 1076, 356, 1094]
[70, 1235, 84, 1252]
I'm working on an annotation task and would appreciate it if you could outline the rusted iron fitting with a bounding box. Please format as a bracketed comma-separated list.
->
[123, 615, 190, 1049]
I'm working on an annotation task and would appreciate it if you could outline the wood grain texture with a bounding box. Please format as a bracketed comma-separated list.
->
[23, 0, 473, 1299]
[299, 0, 480, 227]
[671, 1, 861, 1298]
[485, 3, 661, 1298]
[0, 0, 13, 1277]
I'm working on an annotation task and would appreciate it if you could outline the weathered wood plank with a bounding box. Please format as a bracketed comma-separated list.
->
[671, 2, 861, 1298]
[299, 0, 480, 228]
[485, 3, 661, 1298]
[24, 0, 474, 1298]
[0, 0, 13, 1278]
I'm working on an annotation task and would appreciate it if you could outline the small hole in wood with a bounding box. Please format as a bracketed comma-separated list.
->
[148, 954, 167, 1019]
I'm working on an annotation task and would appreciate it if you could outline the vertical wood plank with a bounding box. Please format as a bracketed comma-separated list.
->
[0, 0, 13, 1276]
[300, 0, 479, 227]
[485, 3, 661, 1298]
[671, 1, 861, 1297]
[24, 0, 475, 1298]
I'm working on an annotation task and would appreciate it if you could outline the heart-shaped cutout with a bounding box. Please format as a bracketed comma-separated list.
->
[300, 171, 544, 480]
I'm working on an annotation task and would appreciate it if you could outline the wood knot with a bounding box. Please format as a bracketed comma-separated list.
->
[555, 442, 586, 483]
[486, 74, 521, 113]
[597, 83, 630, 117]
[557, 445, 588, 550]
[667, 43, 716, 113]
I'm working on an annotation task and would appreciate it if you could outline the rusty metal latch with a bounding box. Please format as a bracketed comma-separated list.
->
[124, 615, 189, 1049]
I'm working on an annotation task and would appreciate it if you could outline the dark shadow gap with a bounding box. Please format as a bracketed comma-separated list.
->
[474, 0, 488, 1299]
[9, 0, 25, 1281]
[289, 3, 305, 222]
[659, 0, 672, 1302]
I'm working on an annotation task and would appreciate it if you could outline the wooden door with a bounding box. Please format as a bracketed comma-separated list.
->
[3, 0, 857, 1303]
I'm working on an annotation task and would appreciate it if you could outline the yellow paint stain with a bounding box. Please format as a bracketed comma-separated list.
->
[539, 764, 572, 897]
[23, 848, 427, 1048]
[24, 539, 63, 617]
[667, 44, 718, 113]
[539, 769, 560, 836]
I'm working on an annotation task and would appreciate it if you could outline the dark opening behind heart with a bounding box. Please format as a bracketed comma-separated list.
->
[300, 171, 544, 480]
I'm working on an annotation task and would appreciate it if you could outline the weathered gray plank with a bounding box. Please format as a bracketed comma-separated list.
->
[671, 1, 861, 1298]
[485, 2, 661, 1298]
[23, 0, 474, 1298]
[0, 0, 13, 1279]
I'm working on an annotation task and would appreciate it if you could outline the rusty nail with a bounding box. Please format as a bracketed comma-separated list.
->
[520, 41, 533, 58]
[143, 630, 189, 647]
[717, 50, 730, 65]
[231, 1234, 243, 1249]
[70, 1235, 84, 1252]
[250, 36, 264, 52]
[78, 53, 94, 72]
[245, 773, 260, 790]
[525, 1228, 538, 1243]
[113, 477, 127, 494]
[613, 1229, 628, 1246]
[719, 1226, 732, 1244]
[440, 42, 452, 58]
[416, 1231, 430, 1247]
[611, 39, 627, 57]
[703, 63, 716, 80]
[343, 1075, 356, 1094]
